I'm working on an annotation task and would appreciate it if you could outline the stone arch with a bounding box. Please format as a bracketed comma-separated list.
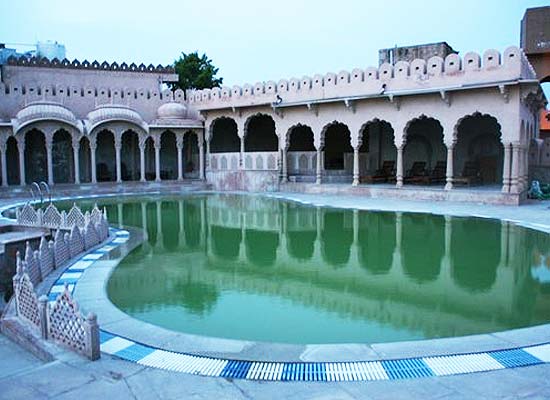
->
[183, 131, 199, 177]
[287, 124, 315, 151]
[24, 128, 47, 184]
[78, 136, 92, 183]
[95, 129, 116, 182]
[121, 130, 140, 181]
[160, 130, 177, 180]
[6, 136, 20, 185]
[244, 113, 278, 152]
[403, 116, 445, 181]
[209, 117, 240, 153]
[321, 121, 352, 174]
[453, 112, 503, 185]
[144, 136, 155, 181]
[358, 119, 396, 180]
[287, 124, 316, 178]
[52, 129, 74, 184]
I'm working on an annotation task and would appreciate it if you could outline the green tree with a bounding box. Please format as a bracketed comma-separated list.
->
[171, 52, 223, 94]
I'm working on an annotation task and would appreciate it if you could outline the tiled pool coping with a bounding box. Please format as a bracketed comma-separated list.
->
[4, 192, 550, 382]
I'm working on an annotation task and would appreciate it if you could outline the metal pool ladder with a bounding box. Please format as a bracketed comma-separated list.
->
[30, 181, 52, 207]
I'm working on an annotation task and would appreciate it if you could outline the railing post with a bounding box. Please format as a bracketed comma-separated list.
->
[38, 295, 49, 340]
[85, 312, 100, 361]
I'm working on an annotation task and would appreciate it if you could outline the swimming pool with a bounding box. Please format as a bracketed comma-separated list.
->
[56, 194, 550, 345]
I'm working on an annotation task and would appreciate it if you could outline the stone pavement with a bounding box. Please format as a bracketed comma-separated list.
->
[1, 333, 550, 400]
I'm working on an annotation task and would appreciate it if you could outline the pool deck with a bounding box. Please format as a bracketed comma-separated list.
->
[2, 189, 550, 397]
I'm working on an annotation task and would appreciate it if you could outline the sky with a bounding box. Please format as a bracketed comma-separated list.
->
[0, 0, 549, 91]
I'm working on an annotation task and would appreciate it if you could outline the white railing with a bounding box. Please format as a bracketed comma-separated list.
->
[12, 267, 100, 360]
[243, 152, 278, 171]
[209, 152, 240, 171]
[16, 203, 107, 231]
[9, 202, 109, 360]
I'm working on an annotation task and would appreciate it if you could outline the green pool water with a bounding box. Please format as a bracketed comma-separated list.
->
[64, 194, 550, 344]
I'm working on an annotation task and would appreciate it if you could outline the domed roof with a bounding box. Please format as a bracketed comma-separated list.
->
[86, 105, 147, 133]
[14, 102, 81, 133]
[157, 102, 187, 119]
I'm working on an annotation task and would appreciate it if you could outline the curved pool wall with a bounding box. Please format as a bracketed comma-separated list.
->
[3, 191, 550, 382]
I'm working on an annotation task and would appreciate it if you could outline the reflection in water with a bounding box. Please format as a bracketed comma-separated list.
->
[61, 194, 550, 344]
[402, 214, 444, 283]
[358, 212, 395, 275]
[452, 218, 500, 292]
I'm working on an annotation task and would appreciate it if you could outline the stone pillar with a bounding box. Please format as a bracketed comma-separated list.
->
[176, 135, 184, 181]
[139, 140, 146, 182]
[204, 140, 210, 171]
[352, 146, 360, 186]
[84, 313, 100, 361]
[281, 147, 288, 183]
[316, 148, 323, 184]
[501, 142, 511, 193]
[17, 138, 25, 186]
[46, 136, 53, 185]
[72, 142, 80, 184]
[0, 141, 7, 187]
[396, 146, 404, 188]
[444, 143, 454, 190]
[199, 140, 205, 180]
[90, 141, 97, 184]
[38, 295, 49, 340]
[521, 146, 528, 191]
[510, 142, 520, 194]
[240, 136, 245, 169]
[523, 146, 529, 190]
[115, 138, 122, 183]
[154, 139, 161, 182]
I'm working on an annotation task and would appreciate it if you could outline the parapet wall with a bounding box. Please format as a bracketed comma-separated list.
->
[0, 56, 181, 121]
[188, 47, 537, 111]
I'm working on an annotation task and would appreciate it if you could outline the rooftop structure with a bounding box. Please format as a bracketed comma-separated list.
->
[378, 42, 457, 66]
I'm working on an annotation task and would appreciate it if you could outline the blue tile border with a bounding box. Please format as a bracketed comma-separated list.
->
[41, 226, 550, 382]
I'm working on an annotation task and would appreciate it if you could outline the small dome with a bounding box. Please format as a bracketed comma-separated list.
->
[157, 102, 187, 119]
